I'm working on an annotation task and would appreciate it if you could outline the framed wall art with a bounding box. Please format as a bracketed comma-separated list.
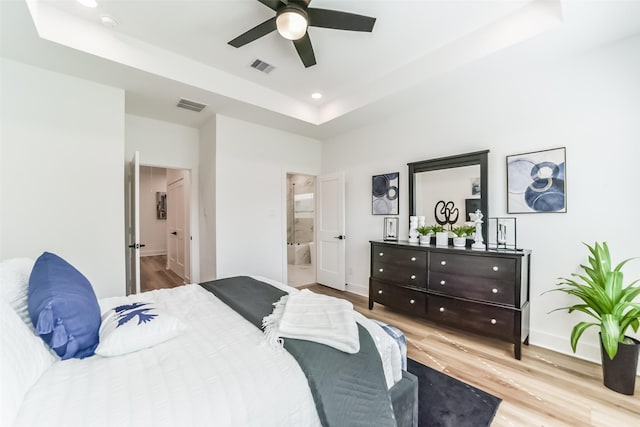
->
[506, 147, 566, 214]
[372, 172, 399, 215]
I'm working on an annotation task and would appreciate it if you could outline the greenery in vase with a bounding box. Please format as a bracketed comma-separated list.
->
[452, 225, 476, 237]
[546, 242, 640, 359]
[431, 225, 445, 233]
[416, 226, 433, 236]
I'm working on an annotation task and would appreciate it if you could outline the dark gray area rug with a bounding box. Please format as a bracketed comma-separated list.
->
[407, 358, 501, 427]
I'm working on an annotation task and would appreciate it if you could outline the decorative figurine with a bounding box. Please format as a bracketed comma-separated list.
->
[408, 216, 419, 243]
[472, 209, 485, 250]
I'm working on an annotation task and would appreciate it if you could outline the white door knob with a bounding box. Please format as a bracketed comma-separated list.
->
[492, 266, 499, 271]
[492, 288, 498, 294]
[410, 299, 415, 304]
[441, 260, 447, 266]
[411, 257, 416, 261]
[379, 252, 384, 256]
[490, 319, 497, 324]
[410, 275, 416, 279]
[440, 280, 446, 285]
[379, 268, 384, 272]
[378, 290, 383, 294]
[439, 307, 445, 312]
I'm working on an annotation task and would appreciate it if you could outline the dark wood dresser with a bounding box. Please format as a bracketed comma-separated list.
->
[369, 240, 530, 359]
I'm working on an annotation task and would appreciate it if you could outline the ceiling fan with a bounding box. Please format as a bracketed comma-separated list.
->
[228, 0, 376, 68]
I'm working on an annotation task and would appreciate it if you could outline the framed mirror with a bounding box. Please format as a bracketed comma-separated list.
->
[408, 150, 489, 241]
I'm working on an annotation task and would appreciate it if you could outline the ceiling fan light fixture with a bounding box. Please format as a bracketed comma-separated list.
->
[276, 7, 308, 41]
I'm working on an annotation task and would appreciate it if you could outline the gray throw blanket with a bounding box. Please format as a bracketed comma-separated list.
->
[200, 276, 396, 427]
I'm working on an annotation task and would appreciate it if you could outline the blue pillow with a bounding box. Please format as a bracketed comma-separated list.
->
[28, 252, 100, 360]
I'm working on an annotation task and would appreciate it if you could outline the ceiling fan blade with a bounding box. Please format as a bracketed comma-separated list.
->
[307, 8, 376, 32]
[228, 17, 277, 48]
[293, 33, 316, 68]
[258, 0, 284, 11]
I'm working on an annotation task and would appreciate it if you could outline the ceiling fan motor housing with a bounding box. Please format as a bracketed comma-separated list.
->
[276, 3, 309, 40]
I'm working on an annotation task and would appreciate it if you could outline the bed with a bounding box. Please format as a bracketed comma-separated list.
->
[0, 255, 418, 427]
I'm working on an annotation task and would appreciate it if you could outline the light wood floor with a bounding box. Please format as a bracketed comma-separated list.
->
[307, 284, 640, 427]
[140, 255, 185, 292]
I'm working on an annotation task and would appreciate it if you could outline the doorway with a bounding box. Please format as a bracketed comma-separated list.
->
[139, 165, 191, 292]
[286, 173, 316, 287]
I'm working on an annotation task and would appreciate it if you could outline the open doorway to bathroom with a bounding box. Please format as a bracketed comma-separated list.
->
[286, 173, 316, 287]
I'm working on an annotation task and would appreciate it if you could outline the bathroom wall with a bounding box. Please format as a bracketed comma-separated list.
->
[286, 174, 315, 244]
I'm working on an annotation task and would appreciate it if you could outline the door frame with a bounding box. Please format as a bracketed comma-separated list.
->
[133, 161, 194, 288]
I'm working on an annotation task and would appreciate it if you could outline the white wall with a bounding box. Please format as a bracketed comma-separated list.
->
[199, 116, 217, 282]
[139, 166, 167, 257]
[0, 58, 125, 298]
[215, 115, 322, 283]
[125, 114, 201, 282]
[322, 35, 640, 367]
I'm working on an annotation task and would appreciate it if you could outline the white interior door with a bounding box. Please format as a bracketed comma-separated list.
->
[127, 151, 141, 295]
[316, 172, 346, 291]
[167, 177, 185, 279]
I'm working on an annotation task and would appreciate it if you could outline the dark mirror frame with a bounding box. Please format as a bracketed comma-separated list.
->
[408, 150, 489, 242]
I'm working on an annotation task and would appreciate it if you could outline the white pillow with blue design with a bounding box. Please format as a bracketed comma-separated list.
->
[95, 302, 184, 357]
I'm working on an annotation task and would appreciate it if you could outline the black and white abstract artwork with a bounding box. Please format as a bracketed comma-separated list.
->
[372, 172, 399, 215]
[507, 147, 566, 213]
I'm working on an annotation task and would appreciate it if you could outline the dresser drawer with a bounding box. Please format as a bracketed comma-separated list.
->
[372, 245, 427, 270]
[372, 262, 427, 288]
[427, 295, 516, 341]
[429, 252, 516, 281]
[428, 272, 516, 306]
[370, 279, 427, 316]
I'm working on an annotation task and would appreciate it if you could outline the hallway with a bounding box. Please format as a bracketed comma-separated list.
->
[140, 255, 184, 292]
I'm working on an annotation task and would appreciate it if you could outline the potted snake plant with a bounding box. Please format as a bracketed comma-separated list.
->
[416, 225, 433, 245]
[452, 225, 475, 247]
[546, 242, 639, 395]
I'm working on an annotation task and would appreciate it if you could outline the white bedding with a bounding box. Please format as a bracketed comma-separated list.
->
[14, 279, 401, 427]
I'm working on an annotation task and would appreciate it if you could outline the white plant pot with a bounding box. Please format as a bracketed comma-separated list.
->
[419, 235, 432, 245]
[453, 236, 466, 247]
[435, 232, 449, 247]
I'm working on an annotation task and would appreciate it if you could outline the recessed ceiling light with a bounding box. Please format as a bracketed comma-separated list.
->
[101, 15, 118, 27]
[311, 93, 322, 100]
[77, 0, 98, 8]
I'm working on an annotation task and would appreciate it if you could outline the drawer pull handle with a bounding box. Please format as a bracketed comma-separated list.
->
[410, 275, 416, 280]
[492, 266, 499, 271]
[440, 261, 447, 266]
[379, 252, 384, 256]
[378, 290, 383, 294]
[411, 257, 416, 261]
[440, 280, 446, 285]
[439, 307, 445, 312]
[379, 268, 384, 272]
[492, 288, 498, 294]
[490, 319, 497, 325]
[410, 299, 415, 304]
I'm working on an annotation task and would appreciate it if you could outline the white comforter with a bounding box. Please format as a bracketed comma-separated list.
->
[14, 279, 401, 427]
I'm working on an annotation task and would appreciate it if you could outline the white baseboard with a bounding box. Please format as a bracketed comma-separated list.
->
[530, 329, 640, 376]
[345, 282, 368, 297]
[141, 250, 167, 257]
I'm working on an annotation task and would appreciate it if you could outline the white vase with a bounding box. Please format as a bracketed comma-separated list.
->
[419, 234, 431, 245]
[453, 236, 466, 247]
[435, 231, 449, 246]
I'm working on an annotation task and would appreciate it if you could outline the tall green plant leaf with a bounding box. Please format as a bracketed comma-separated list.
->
[601, 314, 622, 359]
[570, 321, 598, 352]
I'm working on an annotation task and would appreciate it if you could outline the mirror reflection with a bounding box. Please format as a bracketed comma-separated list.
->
[414, 164, 481, 228]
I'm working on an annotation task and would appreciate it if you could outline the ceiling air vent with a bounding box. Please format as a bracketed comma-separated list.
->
[250, 58, 275, 74]
[176, 98, 207, 112]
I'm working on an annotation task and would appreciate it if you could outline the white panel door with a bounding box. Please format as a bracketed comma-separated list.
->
[316, 172, 346, 291]
[167, 177, 185, 279]
[127, 151, 141, 295]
